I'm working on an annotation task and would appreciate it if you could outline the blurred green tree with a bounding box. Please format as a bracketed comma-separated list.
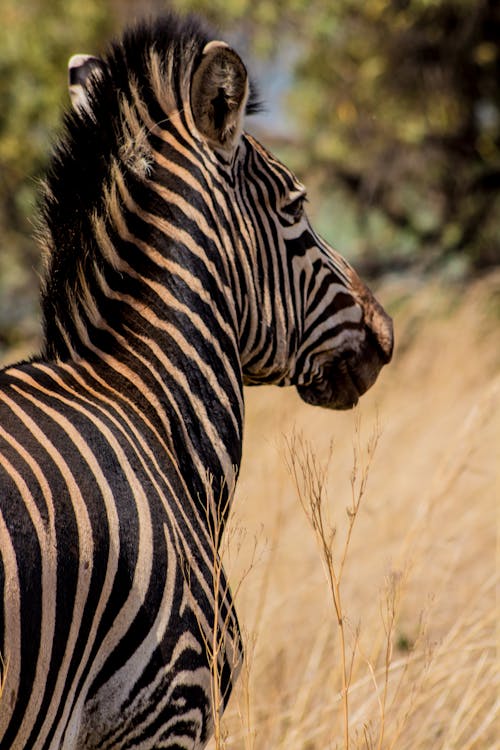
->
[0, 0, 112, 354]
[172, 0, 500, 274]
[0, 0, 113, 235]
[1, 0, 499, 356]
[290, 0, 500, 274]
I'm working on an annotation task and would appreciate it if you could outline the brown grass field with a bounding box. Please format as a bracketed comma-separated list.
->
[211, 272, 500, 750]
[1, 272, 498, 748]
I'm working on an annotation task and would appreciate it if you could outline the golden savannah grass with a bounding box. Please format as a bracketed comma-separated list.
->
[0, 274, 498, 748]
[207, 272, 500, 750]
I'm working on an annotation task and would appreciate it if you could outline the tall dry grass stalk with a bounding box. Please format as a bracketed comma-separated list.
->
[182, 472, 263, 750]
[281, 417, 435, 750]
[284, 415, 380, 749]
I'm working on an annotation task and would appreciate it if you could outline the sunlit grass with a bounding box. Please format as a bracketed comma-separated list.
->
[209, 272, 500, 750]
[1, 272, 498, 748]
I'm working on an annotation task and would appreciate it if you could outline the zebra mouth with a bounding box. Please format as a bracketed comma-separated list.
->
[296, 345, 386, 411]
[296, 360, 361, 410]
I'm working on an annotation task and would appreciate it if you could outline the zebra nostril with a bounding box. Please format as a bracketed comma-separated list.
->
[358, 292, 393, 365]
[347, 269, 394, 364]
[370, 307, 394, 364]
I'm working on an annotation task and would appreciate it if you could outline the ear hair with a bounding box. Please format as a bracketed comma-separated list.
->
[191, 41, 249, 155]
[68, 54, 107, 116]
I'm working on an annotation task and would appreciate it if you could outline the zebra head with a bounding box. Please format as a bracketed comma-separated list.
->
[233, 134, 394, 410]
[61, 17, 392, 412]
[190, 43, 393, 410]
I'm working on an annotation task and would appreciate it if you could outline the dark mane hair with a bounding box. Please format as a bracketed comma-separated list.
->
[38, 12, 260, 359]
[41, 14, 212, 254]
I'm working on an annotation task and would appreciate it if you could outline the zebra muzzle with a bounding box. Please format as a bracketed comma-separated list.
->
[296, 296, 394, 411]
[296, 349, 383, 410]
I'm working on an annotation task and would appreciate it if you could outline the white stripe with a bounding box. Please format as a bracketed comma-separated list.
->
[6, 375, 152, 749]
[0, 422, 57, 746]
[0, 458, 23, 740]
[0, 391, 94, 749]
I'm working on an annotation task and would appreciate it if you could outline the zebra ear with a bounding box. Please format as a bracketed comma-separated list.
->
[68, 54, 107, 116]
[191, 41, 249, 154]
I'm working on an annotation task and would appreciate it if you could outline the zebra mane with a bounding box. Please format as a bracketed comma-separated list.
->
[38, 12, 260, 358]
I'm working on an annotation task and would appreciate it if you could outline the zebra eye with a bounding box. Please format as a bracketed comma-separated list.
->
[283, 192, 307, 222]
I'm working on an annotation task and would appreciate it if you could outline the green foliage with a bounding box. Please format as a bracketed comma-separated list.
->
[1, 0, 110, 199]
[287, 0, 500, 273]
[168, 0, 500, 273]
[0, 0, 498, 355]
[0, 0, 112, 355]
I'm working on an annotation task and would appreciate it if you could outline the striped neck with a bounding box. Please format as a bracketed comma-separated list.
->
[40, 136, 247, 508]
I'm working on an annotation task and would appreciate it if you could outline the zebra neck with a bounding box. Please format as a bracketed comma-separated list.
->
[41, 244, 245, 511]
[39, 142, 247, 501]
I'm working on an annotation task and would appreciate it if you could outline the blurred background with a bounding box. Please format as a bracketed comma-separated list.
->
[1, 2, 499, 746]
[1, 0, 499, 360]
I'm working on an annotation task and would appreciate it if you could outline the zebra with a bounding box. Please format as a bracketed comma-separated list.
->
[0, 13, 393, 750]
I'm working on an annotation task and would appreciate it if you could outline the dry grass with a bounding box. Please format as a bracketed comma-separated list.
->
[1, 273, 498, 747]
[208, 272, 500, 750]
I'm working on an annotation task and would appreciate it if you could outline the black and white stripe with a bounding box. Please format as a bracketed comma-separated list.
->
[0, 13, 393, 749]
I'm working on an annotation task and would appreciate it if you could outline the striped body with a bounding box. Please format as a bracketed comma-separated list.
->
[0, 358, 237, 748]
[0, 14, 393, 749]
